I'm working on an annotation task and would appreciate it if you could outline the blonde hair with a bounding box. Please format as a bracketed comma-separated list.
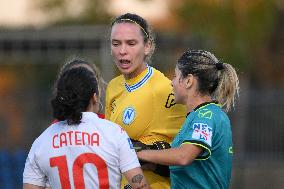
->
[213, 63, 239, 112]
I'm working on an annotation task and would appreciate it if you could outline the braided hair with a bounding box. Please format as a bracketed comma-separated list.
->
[177, 50, 239, 112]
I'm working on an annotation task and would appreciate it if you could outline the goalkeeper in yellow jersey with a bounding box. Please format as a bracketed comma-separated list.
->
[105, 13, 186, 189]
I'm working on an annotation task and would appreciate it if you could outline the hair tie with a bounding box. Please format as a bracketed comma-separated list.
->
[57, 95, 65, 103]
[216, 62, 224, 70]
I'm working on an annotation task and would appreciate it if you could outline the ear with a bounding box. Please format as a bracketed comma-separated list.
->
[87, 93, 99, 113]
[184, 74, 194, 89]
[92, 93, 100, 113]
[144, 41, 151, 56]
[92, 93, 98, 104]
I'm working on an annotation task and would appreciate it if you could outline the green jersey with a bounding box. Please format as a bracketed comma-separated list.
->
[170, 102, 233, 189]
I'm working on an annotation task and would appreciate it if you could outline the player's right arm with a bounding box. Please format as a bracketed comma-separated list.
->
[23, 138, 49, 189]
[123, 167, 150, 189]
[117, 126, 151, 189]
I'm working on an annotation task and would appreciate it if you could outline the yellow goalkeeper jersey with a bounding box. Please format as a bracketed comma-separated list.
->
[105, 66, 186, 145]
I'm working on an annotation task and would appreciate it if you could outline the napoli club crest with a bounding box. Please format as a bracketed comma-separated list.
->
[123, 107, 136, 125]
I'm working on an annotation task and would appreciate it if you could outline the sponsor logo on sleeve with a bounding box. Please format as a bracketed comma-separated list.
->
[198, 109, 213, 119]
[192, 123, 213, 146]
[111, 100, 116, 113]
[123, 107, 136, 125]
[165, 93, 176, 108]
[229, 147, 233, 154]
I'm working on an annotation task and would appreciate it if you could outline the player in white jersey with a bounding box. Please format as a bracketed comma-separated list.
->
[23, 59, 150, 189]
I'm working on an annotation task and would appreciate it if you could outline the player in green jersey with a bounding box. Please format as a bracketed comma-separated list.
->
[137, 49, 239, 189]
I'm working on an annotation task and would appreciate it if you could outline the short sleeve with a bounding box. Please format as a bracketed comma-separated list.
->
[23, 141, 48, 187]
[181, 117, 214, 160]
[118, 130, 140, 173]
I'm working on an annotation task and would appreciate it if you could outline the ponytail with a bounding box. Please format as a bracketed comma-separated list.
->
[213, 63, 239, 112]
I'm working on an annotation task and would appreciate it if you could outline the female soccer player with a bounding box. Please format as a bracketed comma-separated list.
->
[137, 50, 240, 189]
[23, 60, 150, 189]
[105, 13, 186, 188]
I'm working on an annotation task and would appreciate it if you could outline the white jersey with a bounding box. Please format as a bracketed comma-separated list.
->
[23, 112, 140, 189]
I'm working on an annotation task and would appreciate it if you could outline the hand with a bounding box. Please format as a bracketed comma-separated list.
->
[130, 139, 152, 152]
[133, 139, 171, 177]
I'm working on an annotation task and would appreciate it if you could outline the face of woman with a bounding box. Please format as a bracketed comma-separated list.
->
[110, 23, 150, 79]
[172, 67, 187, 104]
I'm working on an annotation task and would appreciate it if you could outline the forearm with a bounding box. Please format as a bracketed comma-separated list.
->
[23, 183, 44, 189]
[137, 144, 202, 166]
[138, 148, 183, 166]
[124, 167, 151, 189]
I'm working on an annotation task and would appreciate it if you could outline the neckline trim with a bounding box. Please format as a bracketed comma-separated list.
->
[125, 66, 153, 92]
[186, 101, 220, 117]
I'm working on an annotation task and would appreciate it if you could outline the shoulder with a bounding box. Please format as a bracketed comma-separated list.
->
[202, 104, 227, 120]
[106, 75, 125, 97]
[107, 75, 124, 87]
[149, 67, 187, 111]
[29, 124, 58, 150]
[151, 68, 171, 82]
[40, 122, 62, 138]
[196, 107, 215, 120]
[97, 117, 127, 134]
[150, 68, 172, 90]
[191, 104, 229, 127]
[150, 68, 175, 101]
[99, 119, 130, 141]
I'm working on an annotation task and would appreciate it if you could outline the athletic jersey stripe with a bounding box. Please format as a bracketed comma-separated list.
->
[129, 67, 153, 90]
[182, 141, 212, 160]
[125, 66, 153, 92]
[125, 83, 132, 92]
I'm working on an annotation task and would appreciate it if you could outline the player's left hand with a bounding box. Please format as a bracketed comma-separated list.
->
[151, 141, 171, 150]
[150, 141, 171, 177]
[130, 139, 152, 152]
[133, 140, 171, 177]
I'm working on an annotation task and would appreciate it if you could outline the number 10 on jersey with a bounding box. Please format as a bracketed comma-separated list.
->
[50, 153, 109, 189]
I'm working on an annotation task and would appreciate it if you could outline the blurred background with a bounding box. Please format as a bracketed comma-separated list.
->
[0, 0, 283, 188]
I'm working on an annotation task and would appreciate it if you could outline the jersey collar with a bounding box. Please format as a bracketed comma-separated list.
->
[186, 101, 220, 117]
[124, 66, 153, 92]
